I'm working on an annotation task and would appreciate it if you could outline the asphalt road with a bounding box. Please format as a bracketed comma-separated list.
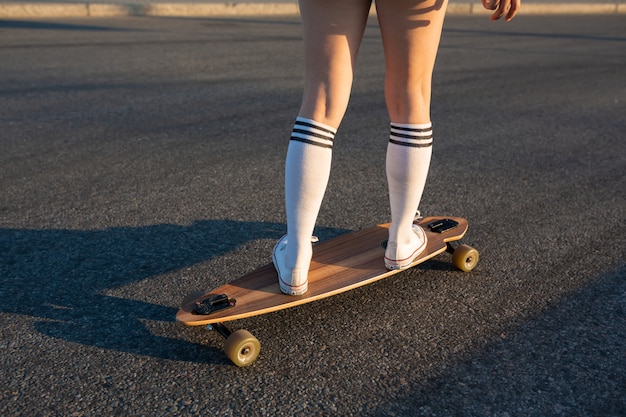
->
[1, 14, 625, 417]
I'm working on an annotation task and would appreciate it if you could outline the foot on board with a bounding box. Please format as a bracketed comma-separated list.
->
[384, 224, 428, 270]
[272, 235, 309, 296]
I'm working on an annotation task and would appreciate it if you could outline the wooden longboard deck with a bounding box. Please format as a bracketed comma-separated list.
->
[176, 216, 467, 326]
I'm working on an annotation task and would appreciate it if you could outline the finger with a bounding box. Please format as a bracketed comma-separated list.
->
[482, 0, 499, 10]
[504, 0, 521, 21]
[490, 0, 509, 20]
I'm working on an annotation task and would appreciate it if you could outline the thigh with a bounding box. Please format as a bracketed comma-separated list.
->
[376, 0, 448, 123]
[298, 0, 372, 128]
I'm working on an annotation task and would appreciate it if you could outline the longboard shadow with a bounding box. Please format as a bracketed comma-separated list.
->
[0, 219, 349, 363]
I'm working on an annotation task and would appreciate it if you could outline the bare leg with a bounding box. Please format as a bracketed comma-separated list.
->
[377, 0, 447, 124]
[298, 0, 372, 126]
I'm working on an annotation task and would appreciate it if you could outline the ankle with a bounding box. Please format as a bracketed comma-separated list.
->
[285, 241, 313, 270]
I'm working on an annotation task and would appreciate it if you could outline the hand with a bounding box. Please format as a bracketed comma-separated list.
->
[482, 0, 521, 22]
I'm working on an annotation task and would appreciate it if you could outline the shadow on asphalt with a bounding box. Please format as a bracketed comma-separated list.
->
[0, 220, 350, 364]
[375, 264, 626, 416]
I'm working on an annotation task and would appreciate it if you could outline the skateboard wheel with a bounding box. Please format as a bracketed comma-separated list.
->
[452, 244, 479, 272]
[180, 290, 204, 307]
[224, 329, 261, 367]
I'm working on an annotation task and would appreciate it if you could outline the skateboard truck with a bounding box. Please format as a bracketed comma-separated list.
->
[206, 322, 232, 338]
[193, 294, 236, 315]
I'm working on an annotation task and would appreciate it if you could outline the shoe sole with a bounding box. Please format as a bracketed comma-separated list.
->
[278, 280, 308, 296]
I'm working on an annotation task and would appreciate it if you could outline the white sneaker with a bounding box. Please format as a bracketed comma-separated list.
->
[272, 235, 309, 296]
[384, 224, 428, 270]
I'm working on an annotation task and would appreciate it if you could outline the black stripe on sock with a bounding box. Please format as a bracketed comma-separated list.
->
[292, 128, 335, 142]
[390, 125, 432, 133]
[390, 132, 433, 141]
[295, 119, 336, 136]
[389, 139, 433, 148]
[290, 136, 334, 149]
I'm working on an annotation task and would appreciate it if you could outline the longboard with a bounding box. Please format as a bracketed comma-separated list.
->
[176, 216, 478, 366]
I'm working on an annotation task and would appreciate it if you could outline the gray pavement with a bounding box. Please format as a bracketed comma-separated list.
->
[0, 0, 624, 18]
[1, 13, 625, 417]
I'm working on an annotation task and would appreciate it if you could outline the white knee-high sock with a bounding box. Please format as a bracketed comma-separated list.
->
[285, 117, 336, 271]
[386, 122, 433, 246]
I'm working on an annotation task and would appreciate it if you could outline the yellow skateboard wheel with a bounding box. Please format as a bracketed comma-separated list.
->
[452, 244, 479, 272]
[224, 329, 261, 367]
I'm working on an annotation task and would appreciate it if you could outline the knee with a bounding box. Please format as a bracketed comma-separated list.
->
[299, 84, 352, 128]
[298, 60, 355, 128]
[385, 74, 432, 123]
